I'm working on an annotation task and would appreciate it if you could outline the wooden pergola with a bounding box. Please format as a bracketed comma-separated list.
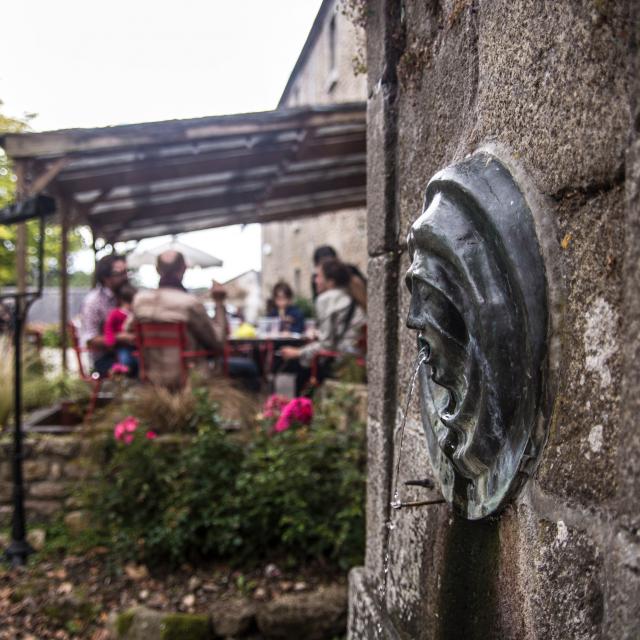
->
[0, 102, 366, 368]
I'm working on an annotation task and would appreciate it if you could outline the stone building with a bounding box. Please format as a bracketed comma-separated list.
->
[349, 2, 640, 639]
[261, 0, 367, 304]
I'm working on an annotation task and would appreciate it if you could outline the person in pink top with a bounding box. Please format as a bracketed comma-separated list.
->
[104, 283, 138, 376]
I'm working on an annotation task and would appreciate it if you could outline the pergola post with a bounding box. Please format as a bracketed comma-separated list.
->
[14, 162, 27, 296]
[59, 198, 69, 372]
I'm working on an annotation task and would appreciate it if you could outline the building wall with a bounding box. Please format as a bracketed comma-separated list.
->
[261, 0, 367, 305]
[349, 2, 639, 639]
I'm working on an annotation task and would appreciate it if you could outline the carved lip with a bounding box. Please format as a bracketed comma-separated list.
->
[418, 331, 465, 425]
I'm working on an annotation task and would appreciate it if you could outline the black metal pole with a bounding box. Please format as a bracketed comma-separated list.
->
[5, 298, 33, 566]
[1, 195, 55, 566]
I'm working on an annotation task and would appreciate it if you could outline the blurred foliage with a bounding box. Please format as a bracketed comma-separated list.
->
[293, 296, 314, 319]
[334, 354, 367, 385]
[0, 332, 90, 428]
[0, 100, 86, 288]
[84, 383, 366, 570]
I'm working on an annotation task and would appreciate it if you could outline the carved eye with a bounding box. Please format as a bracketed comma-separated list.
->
[426, 287, 467, 346]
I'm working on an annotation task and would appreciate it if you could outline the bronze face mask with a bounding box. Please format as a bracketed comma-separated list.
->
[406, 153, 549, 519]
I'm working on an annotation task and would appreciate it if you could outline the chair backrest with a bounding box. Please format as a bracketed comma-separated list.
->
[134, 321, 189, 384]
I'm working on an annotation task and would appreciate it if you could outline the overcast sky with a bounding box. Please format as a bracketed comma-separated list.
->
[1, 0, 323, 287]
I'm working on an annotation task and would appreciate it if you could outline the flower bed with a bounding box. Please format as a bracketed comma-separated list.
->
[84, 385, 366, 570]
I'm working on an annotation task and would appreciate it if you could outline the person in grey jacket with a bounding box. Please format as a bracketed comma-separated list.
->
[281, 258, 366, 391]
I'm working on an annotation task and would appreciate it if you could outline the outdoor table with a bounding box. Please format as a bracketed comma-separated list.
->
[226, 333, 310, 379]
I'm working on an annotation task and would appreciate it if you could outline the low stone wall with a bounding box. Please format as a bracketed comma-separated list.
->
[113, 584, 347, 640]
[0, 434, 91, 526]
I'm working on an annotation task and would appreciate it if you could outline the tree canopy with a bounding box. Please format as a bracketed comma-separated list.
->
[0, 102, 86, 287]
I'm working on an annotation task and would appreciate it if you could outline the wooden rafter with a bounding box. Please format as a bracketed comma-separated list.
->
[0, 103, 367, 240]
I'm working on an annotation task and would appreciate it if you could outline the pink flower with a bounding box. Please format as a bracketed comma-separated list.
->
[114, 416, 139, 443]
[110, 363, 130, 375]
[274, 397, 313, 433]
[145, 430, 158, 440]
[263, 394, 290, 419]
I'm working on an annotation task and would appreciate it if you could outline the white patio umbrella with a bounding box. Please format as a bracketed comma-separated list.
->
[126, 239, 223, 269]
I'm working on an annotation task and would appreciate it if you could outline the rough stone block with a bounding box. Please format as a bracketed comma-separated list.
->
[367, 88, 400, 255]
[64, 461, 89, 480]
[366, 253, 399, 423]
[26, 527, 46, 551]
[34, 436, 79, 459]
[0, 462, 10, 481]
[256, 584, 347, 640]
[25, 499, 63, 520]
[112, 607, 212, 640]
[210, 597, 256, 638]
[0, 505, 11, 527]
[604, 529, 640, 640]
[348, 567, 391, 640]
[536, 187, 624, 506]
[477, 0, 629, 195]
[618, 138, 640, 530]
[364, 418, 391, 578]
[529, 518, 604, 640]
[395, 0, 481, 240]
[365, 0, 406, 94]
[23, 460, 50, 482]
[0, 482, 12, 502]
[28, 481, 69, 499]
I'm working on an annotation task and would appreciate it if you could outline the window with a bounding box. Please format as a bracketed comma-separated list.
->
[329, 14, 337, 74]
[327, 14, 338, 93]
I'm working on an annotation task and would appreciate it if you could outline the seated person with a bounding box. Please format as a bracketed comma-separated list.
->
[103, 282, 138, 377]
[281, 258, 366, 393]
[311, 245, 367, 312]
[267, 281, 305, 334]
[132, 250, 227, 388]
[80, 254, 131, 376]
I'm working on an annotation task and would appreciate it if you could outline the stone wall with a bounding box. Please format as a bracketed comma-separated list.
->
[349, 1, 639, 639]
[261, 0, 368, 303]
[0, 435, 89, 526]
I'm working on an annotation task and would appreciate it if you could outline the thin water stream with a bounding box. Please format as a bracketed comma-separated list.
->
[375, 346, 430, 636]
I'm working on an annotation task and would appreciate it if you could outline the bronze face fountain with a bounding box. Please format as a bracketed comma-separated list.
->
[405, 152, 550, 519]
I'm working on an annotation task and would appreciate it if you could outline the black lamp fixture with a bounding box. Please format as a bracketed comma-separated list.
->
[0, 194, 56, 566]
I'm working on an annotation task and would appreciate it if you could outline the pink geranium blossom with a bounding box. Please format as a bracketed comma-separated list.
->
[274, 397, 313, 433]
[110, 363, 130, 375]
[114, 416, 139, 444]
[262, 394, 290, 419]
[145, 430, 158, 440]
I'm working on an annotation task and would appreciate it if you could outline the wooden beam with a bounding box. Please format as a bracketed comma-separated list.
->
[80, 153, 364, 213]
[28, 158, 70, 196]
[1, 103, 366, 159]
[106, 189, 366, 240]
[57, 135, 366, 194]
[89, 169, 366, 230]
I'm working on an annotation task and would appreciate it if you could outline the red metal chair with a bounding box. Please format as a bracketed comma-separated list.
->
[308, 324, 367, 388]
[67, 321, 103, 420]
[134, 321, 219, 387]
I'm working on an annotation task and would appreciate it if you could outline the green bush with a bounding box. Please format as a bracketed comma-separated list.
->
[22, 372, 90, 411]
[83, 391, 366, 570]
[41, 325, 63, 348]
[293, 296, 314, 319]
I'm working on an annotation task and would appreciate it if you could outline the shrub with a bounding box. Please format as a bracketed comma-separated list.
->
[83, 387, 366, 570]
[41, 324, 62, 348]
